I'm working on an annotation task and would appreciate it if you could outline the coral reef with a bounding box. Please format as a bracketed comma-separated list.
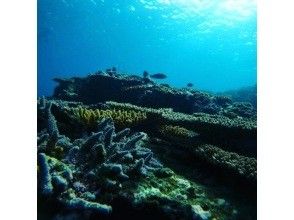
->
[39, 99, 256, 157]
[221, 102, 257, 119]
[52, 71, 256, 118]
[193, 144, 257, 182]
[148, 136, 256, 186]
[106, 101, 256, 132]
[212, 95, 233, 108]
[106, 101, 257, 157]
[38, 70, 257, 219]
[38, 102, 163, 218]
[40, 99, 256, 157]
[219, 84, 257, 109]
[69, 106, 147, 130]
[158, 124, 200, 144]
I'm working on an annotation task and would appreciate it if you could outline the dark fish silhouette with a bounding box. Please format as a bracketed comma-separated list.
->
[187, 83, 194, 87]
[150, 73, 167, 79]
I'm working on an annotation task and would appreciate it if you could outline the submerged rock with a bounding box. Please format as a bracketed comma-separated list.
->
[52, 70, 256, 118]
[191, 204, 212, 220]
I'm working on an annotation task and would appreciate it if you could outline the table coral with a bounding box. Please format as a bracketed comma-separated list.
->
[193, 144, 257, 181]
[158, 124, 200, 143]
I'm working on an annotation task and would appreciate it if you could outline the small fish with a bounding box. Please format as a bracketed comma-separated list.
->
[187, 83, 194, 87]
[150, 73, 167, 79]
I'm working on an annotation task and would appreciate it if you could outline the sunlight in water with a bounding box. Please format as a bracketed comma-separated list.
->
[141, 0, 256, 29]
[157, 0, 256, 15]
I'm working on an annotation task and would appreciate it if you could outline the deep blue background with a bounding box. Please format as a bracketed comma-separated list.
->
[38, 0, 256, 96]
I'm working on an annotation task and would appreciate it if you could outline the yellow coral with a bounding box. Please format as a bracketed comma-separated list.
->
[158, 125, 198, 141]
[70, 107, 147, 129]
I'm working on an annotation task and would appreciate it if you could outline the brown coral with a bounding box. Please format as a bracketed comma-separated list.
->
[158, 124, 199, 143]
[70, 107, 148, 129]
[193, 144, 256, 181]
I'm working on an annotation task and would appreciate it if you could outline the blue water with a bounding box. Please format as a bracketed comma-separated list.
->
[38, 0, 256, 96]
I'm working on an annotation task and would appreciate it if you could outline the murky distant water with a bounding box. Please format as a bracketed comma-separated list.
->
[38, 0, 256, 96]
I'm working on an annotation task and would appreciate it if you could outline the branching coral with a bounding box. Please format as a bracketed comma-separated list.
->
[37, 100, 73, 158]
[70, 107, 148, 129]
[68, 117, 163, 180]
[38, 103, 163, 218]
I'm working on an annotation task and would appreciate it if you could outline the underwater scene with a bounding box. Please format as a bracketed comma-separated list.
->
[37, 0, 257, 219]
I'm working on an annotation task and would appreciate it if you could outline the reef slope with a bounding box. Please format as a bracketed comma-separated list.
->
[38, 70, 257, 219]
